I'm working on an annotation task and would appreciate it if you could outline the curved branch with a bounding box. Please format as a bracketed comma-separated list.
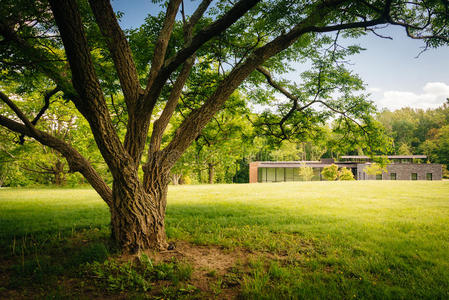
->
[0, 91, 39, 136]
[0, 114, 113, 205]
[256, 66, 323, 139]
[160, 0, 352, 168]
[49, 0, 133, 178]
[19, 86, 60, 144]
[141, 0, 261, 113]
[0, 21, 76, 97]
[146, 0, 212, 160]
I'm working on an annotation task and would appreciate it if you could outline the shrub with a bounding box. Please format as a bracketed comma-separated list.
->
[363, 163, 385, 176]
[321, 164, 339, 181]
[338, 167, 355, 180]
[298, 163, 314, 181]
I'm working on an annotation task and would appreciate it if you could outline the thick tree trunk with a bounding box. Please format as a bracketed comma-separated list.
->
[197, 168, 202, 183]
[171, 173, 181, 185]
[110, 166, 169, 252]
[208, 163, 214, 184]
[54, 172, 62, 185]
[54, 160, 65, 185]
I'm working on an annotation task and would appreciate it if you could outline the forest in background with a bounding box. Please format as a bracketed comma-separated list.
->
[2, 98, 448, 187]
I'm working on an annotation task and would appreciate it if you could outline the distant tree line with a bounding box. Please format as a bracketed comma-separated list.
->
[2, 99, 448, 186]
[377, 101, 449, 176]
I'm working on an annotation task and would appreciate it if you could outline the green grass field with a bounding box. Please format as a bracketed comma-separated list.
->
[0, 181, 448, 299]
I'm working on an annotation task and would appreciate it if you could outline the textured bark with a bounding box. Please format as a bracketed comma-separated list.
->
[110, 176, 169, 252]
[208, 163, 215, 184]
[147, 57, 195, 159]
[128, 0, 262, 167]
[171, 174, 182, 185]
[89, 0, 141, 107]
[145, 0, 183, 93]
[49, 0, 132, 180]
[115, 155, 172, 251]
[54, 160, 66, 185]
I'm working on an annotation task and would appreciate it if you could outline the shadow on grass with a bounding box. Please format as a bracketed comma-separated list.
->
[1, 196, 448, 299]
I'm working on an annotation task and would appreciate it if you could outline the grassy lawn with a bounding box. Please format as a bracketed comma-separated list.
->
[0, 181, 448, 299]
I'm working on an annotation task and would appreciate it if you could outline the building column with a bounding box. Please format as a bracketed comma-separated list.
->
[249, 162, 260, 183]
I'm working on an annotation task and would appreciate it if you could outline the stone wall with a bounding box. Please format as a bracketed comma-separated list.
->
[250, 162, 443, 183]
[357, 163, 442, 180]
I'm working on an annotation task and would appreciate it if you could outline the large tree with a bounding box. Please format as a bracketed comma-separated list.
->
[0, 0, 448, 252]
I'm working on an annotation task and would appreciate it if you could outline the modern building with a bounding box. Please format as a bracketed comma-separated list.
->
[249, 155, 442, 183]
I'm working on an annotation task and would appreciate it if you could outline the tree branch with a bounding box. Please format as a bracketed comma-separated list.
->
[19, 86, 60, 144]
[147, 57, 195, 158]
[122, 0, 183, 164]
[20, 165, 54, 175]
[144, 0, 183, 94]
[256, 66, 322, 139]
[184, 0, 213, 40]
[141, 0, 261, 115]
[89, 0, 142, 107]
[49, 0, 134, 178]
[0, 91, 39, 136]
[0, 114, 113, 205]
[146, 0, 212, 160]
[160, 0, 352, 168]
[0, 21, 76, 97]
[124, 0, 260, 167]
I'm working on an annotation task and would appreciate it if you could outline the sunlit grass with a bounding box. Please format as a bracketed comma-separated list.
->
[0, 181, 448, 298]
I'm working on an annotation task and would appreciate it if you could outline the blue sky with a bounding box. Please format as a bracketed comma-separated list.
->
[111, 0, 449, 111]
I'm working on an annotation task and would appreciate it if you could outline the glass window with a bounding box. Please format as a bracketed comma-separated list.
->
[285, 168, 294, 181]
[411, 173, 418, 180]
[312, 168, 321, 181]
[426, 173, 432, 181]
[293, 168, 301, 181]
[390, 173, 396, 180]
[266, 168, 276, 182]
[376, 174, 382, 180]
[276, 168, 285, 182]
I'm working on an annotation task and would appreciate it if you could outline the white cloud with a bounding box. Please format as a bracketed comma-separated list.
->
[374, 82, 449, 111]
[422, 82, 449, 96]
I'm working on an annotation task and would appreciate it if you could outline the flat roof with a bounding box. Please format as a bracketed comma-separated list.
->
[257, 162, 357, 168]
[340, 155, 427, 159]
[258, 161, 320, 164]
